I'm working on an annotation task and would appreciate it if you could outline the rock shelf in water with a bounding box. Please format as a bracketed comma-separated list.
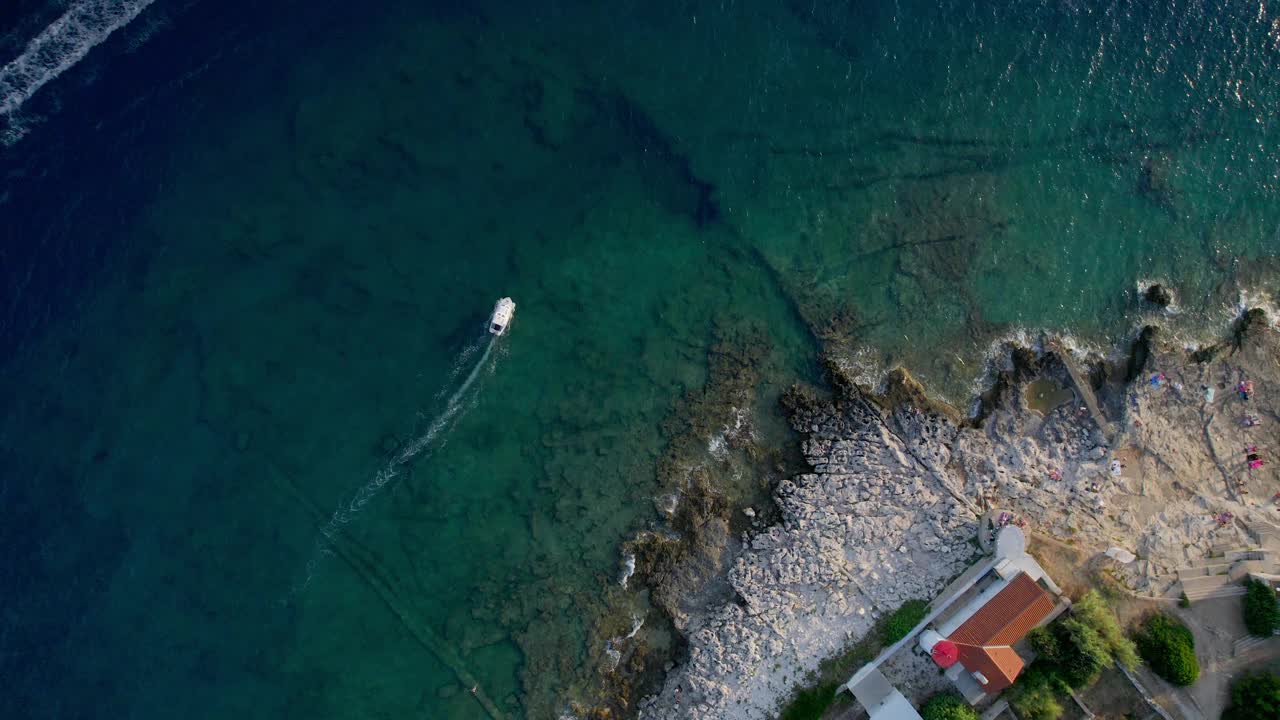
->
[636, 309, 1280, 720]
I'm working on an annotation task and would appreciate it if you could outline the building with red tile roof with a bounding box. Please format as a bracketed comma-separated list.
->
[841, 526, 1066, 719]
[917, 546, 1065, 701]
[943, 573, 1058, 692]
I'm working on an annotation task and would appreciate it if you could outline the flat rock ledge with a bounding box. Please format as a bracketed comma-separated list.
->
[638, 312, 1280, 720]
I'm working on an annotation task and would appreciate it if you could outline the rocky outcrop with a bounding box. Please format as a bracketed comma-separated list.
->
[1143, 284, 1174, 308]
[636, 327, 774, 628]
[638, 310, 1280, 720]
[573, 324, 785, 719]
[639, 362, 980, 719]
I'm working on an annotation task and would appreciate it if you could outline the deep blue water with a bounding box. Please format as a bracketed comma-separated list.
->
[5, 2, 1280, 719]
[1, 0, 381, 354]
[0, 3, 409, 716]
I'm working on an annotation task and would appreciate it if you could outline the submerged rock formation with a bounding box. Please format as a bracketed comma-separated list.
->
[571, 323, 792, 719]
[1143, 283, 1174, 308]
[637, 311, 1280, 720]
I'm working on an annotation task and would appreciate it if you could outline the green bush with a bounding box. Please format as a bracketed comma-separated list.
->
[1027, 626, 1060, 659]
[1056, 618, 1111, 687]
[1028, 616, 1110, 688]
[1071, 590, 1139, 669]
[779, 682, 838, 720]
[1008, 593, 1135, 720]
[919, 692, 978, 720]
[1222, 672, 1280, 720]
[1021, 591, 1135, 692]
[1242, 579, 1280, 637]
[882, 599, 929, 644]
[1007, 662, 1069, 720]
[1133, 613, 1199, 686]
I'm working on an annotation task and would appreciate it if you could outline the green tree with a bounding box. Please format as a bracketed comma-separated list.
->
[1242, 579, 1280, 637]
[919, 692, 979, 720]
[1009, 592, 1137, 719]
[1133, 613, 1198, 686]
[1057, 618, 1110, 687]
[1027, 626, 1061, 662]
[1007, 663, 1068, 720]
[1222, 672, 1280, 720]
[1071, 590, 1140, 668]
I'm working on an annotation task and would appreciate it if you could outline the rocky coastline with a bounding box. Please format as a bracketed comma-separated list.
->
[614, 306, 1280, 720]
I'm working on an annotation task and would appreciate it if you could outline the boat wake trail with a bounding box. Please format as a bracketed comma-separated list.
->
[435, 335, 485, 400]
[0, 0, 155, 123]
[296, 334, 497, 588]
[392, 339, 492, 464]
[330, 335, 493, 530]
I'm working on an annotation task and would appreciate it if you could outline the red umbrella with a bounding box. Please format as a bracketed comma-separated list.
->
[931, 639, 959, 668]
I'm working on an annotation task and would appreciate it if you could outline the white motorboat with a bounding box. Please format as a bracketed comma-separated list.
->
[488, 297, 516, 335]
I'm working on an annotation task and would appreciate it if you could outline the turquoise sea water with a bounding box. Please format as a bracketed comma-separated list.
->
[5, 1, 1280, 718]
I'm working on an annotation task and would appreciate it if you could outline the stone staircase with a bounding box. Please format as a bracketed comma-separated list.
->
[1176, 549, 1263, 602]
[1232, 633, 1277, 657]
[1251, 520, 1280, 550]
[1176, 524, 1280, 602]
[1178, 572, 1247, 602]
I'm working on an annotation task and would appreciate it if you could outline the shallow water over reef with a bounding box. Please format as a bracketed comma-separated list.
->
[1025, 379, 1076, 416]
[5, 1, 1280, 719]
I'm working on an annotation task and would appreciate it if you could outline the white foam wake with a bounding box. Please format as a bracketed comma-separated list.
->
[324, 336, 495, 533]
[293, 334, 498, 592]
[0, 0, 157, 117]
